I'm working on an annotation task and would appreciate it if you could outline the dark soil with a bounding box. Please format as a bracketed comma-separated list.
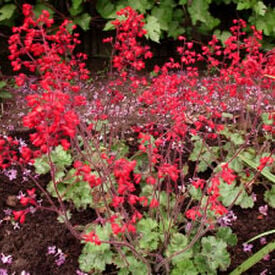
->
[0, 160, 274, 275]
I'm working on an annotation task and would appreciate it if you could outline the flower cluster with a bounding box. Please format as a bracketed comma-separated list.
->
[103, 6, 152, 76]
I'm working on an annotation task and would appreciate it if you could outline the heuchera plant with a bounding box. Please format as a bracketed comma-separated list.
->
[0, 4, 274, 274]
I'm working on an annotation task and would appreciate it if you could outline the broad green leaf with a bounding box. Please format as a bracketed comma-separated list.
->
[0, 91, 12, 99]
[103, 20, 115, 31]
[189, 138, 203, 161]
[51, 145, 72, 169]
[216, 227, 237, 246]
[151, 5, 173, 31]
[0, 81, 6, 89]
[34, 4, 54, 18]
[118, 256, 148, 274]
[239, 194, 254, 209]
[219, 180, 254, 209]
[166, 233, 192, 264]
[218, 181, 240, 206]
[220, 127, 245, 145]
[0, 4, 16, 21]
[179, 0, 188, 4]
[261, 112, 273, 125]
[69, 0, 83, 16]
[188, 0, 219, 30]
[237, 1, 252, 10]
[201, 236, 231, 271]
[264, 185, 275, 208]
[253, 1, 267, 16]
[214, 30, 231, 46]
[229, 157, 243, 173]
[194, 254, 216, 275]
[34, 156, 50, 174]
[144, 16, 161, 43]
[172, 259, 198, 275]
[128, 0, 154, 13]
[253, 10, 275, 36]
[79, 224, 113, 272]
[74, 13, 91, 31]
[189, 185, 202, 200]
[167, 20, 185, 39]
[111, 141, 129, 159]
[96, 0, 115, 18]
[137, 218, 160, 250]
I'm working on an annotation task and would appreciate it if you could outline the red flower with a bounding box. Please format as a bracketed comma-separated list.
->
[83, 231, 101, 245]
[186, 208, 202, 220]
[158, 163, 179, 182]
[13, 210, 27, 224]
[149, 198, 159, 208]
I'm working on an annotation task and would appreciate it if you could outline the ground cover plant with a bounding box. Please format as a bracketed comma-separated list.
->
[0, 4, 274, 275]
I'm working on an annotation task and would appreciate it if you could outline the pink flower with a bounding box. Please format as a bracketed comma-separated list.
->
[242, 243, 253, 252]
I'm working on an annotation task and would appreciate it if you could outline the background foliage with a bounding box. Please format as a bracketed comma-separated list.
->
[0, 0, 274, 47]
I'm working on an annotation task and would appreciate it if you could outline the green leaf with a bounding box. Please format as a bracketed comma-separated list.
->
[51, 145, 72, 169]
[34, 156, 50, 174]
[172, 259, 198, 275]
[219, 180, 254, 208]
[220, 127, 245, 145]
[189, 137, 203, 161]
[103, 20, 115, 31]
[167, 20, 185, 39]
[253, 10, 275, 36]
[79, 225, 113, 272]
[118, 255, 148, 274]
[264, 185, 275, 208]
[111, 141, 129, 159]
[128, 0, 154, 13]
[0, 91, 12, 99]
[239, 193, 254, 209]
[229, 157, 243, 173]
[96, 0, 115, 19]
[137, 218, 160, 251]
[194, 254, 216, 275]
[33, 4, 54, 18]
[189, 185, 202, 201]
[144, 16, 161, 43]
[166, 233, 192, 264]
[201, 236, 231, 272]
[69, 0, 83, 16]
[179, 0, 188, 4]
[237, 1, 252, 10]
[0, 80, 7, 89]
[151, 5, 173, 31]
[0, 4, 16, 21]
[187, 0, 219, 30]
[74, 13, 91, 31]
[253, 1, 267, 16]
[214, 30, 231, 46]
[216, 227, 237, 247]
[261, 112, 273, 125]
